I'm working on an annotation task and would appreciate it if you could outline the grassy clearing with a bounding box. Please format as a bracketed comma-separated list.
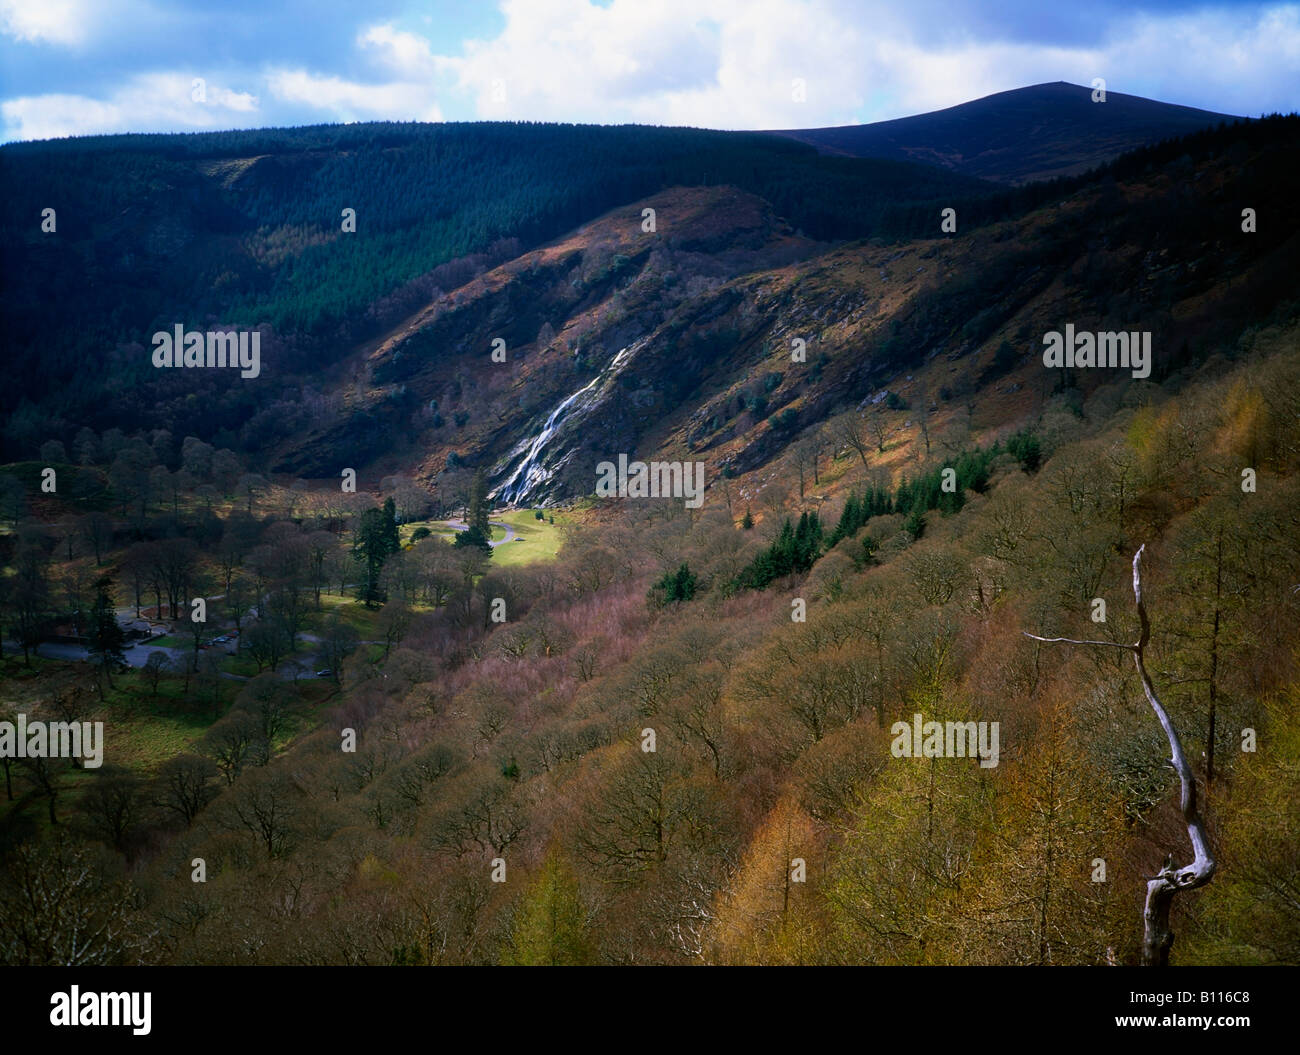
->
[485, 508, 570, 567]
[4, 671, 217, 783]
[218, 652, 262, 677]
[399, 509, 570, 568]
[0, 653, 59, 687]
[147, 634, 197, 649]
[0, 662, 339, 833]
[304, 591, 385, 636]
[96, 679, 216, 771]
[399, 519, 457, 545]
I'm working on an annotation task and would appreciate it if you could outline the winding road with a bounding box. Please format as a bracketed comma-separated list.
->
[442, 518, 519, 547]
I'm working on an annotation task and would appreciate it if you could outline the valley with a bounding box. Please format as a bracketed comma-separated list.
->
[1, 85, 1298, 970]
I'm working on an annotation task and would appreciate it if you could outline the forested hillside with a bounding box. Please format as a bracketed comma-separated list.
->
[3, 320, 1295, 965]
[347, 115, 1296, 504]
[0, 121, 994, 459]
[1, 100, 1298, 968]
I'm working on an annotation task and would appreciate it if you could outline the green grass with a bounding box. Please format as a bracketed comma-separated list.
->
[0, 678, 219, 821]
[304, 592, 385, 636]
[487, 509, 570, 567]
[147, 634, 206, 649]
[400, 519, 457, 545]
[219, 652, 261, 677]
[0, 653, 59, 682]
[399, 510, 570, 567]
[90, 675, 228, 768]
[0, 663, 341, 832]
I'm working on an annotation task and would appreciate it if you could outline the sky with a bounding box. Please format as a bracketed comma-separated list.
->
[1, 0, 1297, 142]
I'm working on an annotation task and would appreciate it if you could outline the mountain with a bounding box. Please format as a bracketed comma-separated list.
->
[3, 93, 1300, 970]
[320, 116, 1297, 506]
[766, 81, 1239, 183]
[1, 110, 1293, 495]
[0, 121, 994, 460]
[0, 85, 1248, 462]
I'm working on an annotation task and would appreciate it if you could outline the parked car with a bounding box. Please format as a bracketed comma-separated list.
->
[315, 669, 333, 678]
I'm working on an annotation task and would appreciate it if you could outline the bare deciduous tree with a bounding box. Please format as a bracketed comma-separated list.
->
[837, 413, 872, 472]
[869, 410, 889, 453]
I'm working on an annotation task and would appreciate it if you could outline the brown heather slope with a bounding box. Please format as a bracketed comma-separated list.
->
[265, 124, 1296, 522]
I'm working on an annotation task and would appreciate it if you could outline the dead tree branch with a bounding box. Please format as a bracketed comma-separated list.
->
[1024, 545, 1215, 965]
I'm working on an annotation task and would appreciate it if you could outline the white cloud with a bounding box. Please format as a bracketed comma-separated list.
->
[1, 73, 260, 141]
[875, 4, 1300, 120]
[359, 23, 439, 79]
[265, 68, 442, 121]
[1102, 6, 1300, 116]
[212, 87, 260, 113]
[437, 0, 869, 128]
[0, 0, 95, 46]
[3, 0, 1295, 141]
[264, 23, 444, 122]
[1, 93, 119, 139]
[867, 40, 1106, 117]
[431, 0, 1300, 126]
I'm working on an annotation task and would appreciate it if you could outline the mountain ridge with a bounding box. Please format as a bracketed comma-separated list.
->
[284, 115, 1298, 512]
[766, 81, 1240, 183]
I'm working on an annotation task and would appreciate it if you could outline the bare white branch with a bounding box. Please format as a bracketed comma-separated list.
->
[1024, 544, 1215, 966]
[1022, 632, 1136, 651]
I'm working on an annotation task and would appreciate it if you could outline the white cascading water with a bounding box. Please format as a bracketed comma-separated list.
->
[493, 344, 634, 506]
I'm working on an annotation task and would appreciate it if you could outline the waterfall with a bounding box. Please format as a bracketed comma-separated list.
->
[493, 344, 634, 505]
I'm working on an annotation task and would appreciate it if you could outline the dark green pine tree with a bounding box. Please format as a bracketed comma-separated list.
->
[832, 494, 860, 544]
[87, 575, 126, 695]
[793, 511, 824, 571]
[381, 497, 401, 555]
[354, 507, 391, 607]
[671, 563, 697, 602]
[904, 507, 926, 541]
[896, 479, 913, 514]
[650, 563, 697, 606]
[468, 469, 492, 538]
[772, 518, 796, 578]
[456, 469, 494, 554]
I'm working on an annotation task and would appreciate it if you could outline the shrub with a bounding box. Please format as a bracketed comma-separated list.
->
[453, 524, 493, 554]
[649, 563, 697, 606]
[1006, 429, 1042, 473]
[903, 508, 926, 540]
